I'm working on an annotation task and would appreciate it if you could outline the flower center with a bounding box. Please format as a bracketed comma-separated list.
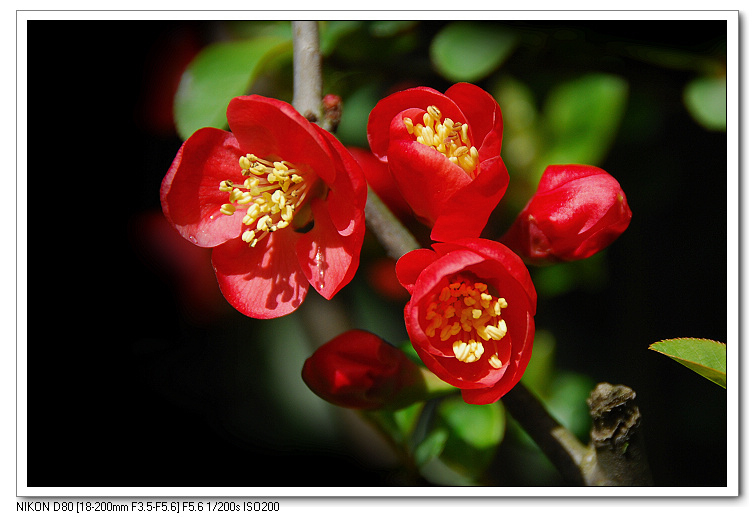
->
[218, 154, 312, 247]
[424, 275, 507, 369]
[403, 105, 480, 177]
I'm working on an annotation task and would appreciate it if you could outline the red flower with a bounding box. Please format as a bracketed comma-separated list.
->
[160, 95, 366, 318]
[302, 329, 425, 410]
[396, 239, 536, 404]
[367, 83, 509, 241]
[501, 165, 632, 265]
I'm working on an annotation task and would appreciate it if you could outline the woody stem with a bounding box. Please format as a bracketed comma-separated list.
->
[292, 21, 323, 123]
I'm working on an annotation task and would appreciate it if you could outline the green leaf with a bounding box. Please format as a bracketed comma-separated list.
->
[366, 402, 425, 446]
[684, 76, 726, 131]
[414, 427, 448, 467]
[649, 338, 726, 388]
[433, 396, 505, 479]
[174, 35, 292, 139]
[430, 22, 518, 82]
[335, 83, 383, 148]
[536, 74, 628, 173]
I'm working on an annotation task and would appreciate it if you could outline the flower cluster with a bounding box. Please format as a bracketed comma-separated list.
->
[162, 82, 631, 407]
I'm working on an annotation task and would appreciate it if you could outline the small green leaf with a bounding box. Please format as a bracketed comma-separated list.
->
[649, 338, 726, 388]
[430, 22, 518, 82]
[684, 76, 726, 131]
[536, 74, 628, 172]
[414, 427, 448, 467]
[174, 35, 292, 139]
[366, 402, 425, 446]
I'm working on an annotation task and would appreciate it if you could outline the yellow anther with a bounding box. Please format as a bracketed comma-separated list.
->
[241, 229, 255, 243]
[453, 340, 484, 363]
[239, 156, 251, 170]
[405, 106, 479, 177]
[219, 180, 234, 192]
[488, 354, 503, 369]
[219, 204, 236, 216]
[485, 324, 506, 340]
[424, 275, 510, 366]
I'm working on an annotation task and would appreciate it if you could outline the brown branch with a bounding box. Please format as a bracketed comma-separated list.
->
[502, 383, 589, 486]
[291, 21, 322, 123]
[364, 188, 421, 261]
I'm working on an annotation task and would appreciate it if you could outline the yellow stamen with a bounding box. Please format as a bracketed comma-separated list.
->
[218, 154, 313, 247]
[405, 105, 480, 177]
[424, 275, 509, 365]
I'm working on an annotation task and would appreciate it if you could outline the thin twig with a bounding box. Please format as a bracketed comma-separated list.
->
[502, 383, 589, 486]
[365, 188, 421, 260]
[292, 21, 322, 123]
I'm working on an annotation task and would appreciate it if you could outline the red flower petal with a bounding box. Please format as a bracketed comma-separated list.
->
[212, 228, 309, 318]
[445, 82, 503, 160]
[387, 108, 472, 225]
[395, 248, 439, 295]
[227, 95, 337, 184]
[160, 127, 246, 247]
[296, 198, 363, 300]
[430, 155, 509, 242]
[367, 86, 467, 161]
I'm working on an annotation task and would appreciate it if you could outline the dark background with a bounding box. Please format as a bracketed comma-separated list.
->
[24, 19, 728, 488]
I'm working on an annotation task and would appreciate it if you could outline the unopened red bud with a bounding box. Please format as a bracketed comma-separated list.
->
[501, 165, 632, 265]
[322, 94, 343, 132]
[302, 329, 426, 410]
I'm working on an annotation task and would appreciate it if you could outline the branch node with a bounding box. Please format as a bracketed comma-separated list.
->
[585, 382, 653, 486]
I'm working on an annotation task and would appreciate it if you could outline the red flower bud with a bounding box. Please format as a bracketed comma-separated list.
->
[302, 330, 425, 410]
[397, 239, 536, 405]
[501, 165, 632, 265]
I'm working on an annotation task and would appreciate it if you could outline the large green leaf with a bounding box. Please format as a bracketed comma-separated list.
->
[683, 75, 726, 131]
[174, 35, 292, 139]
[427, 396, 505, 480]
[430, 22, 518, 82]
[536, 74, 628, 173]
[649, 338, 726, 388]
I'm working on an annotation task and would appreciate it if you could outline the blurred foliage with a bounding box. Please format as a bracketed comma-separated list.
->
[430, 22, 518, 82]
[684, 75, 727, 131]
